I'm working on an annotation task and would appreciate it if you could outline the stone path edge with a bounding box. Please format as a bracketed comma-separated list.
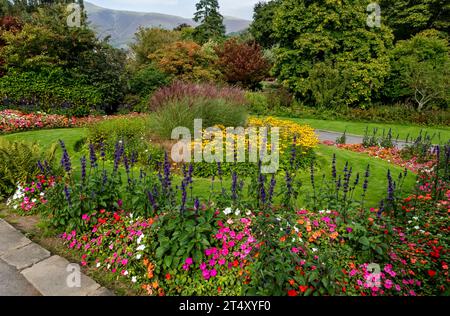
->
[0, 219, 114, 296]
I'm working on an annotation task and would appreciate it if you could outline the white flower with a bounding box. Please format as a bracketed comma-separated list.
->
[276, 217, 281, 222]
[319, 210, 325, 214]
[419, 230, 425, 234]
[223, 207, 232, 215]
[408, 220, 412, 224]
[136, 254, 142, 260]
[13, 205, 18, 210]
[235, 209, 241, 216]
[292, 238, 296, 242]
[414, 226, 420, 230]
[136, 245, 146, 251]
[132, 276, 137, 283]
[96, 262, 101, 268]
[40, 192, 45, 197]
[413, 216, 418, 221]
[294, 226, 299, 233]
[246, 210, 252, 216]
[137, 234, 144, 245]
[299, 238, 303, 243]
[227, 218, 234, 225]
[123, 270, 128, 276]
[107, 264, 111, 269]
[129, 213, 134, 219]
[312, 248, 318, 253]
[325, 210, 331, 214]
[32, 198, 37, 203]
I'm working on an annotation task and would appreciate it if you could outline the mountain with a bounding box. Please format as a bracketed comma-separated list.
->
[84, 2, 251, 49]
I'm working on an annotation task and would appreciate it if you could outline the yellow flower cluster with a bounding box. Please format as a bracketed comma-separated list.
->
[247, 117, 319, 149]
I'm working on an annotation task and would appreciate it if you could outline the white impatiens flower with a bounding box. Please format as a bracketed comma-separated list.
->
[96, 262, 101, 268]
[294, 226, 299, 233]
[136, 245, 146, 251]
[137, 234, 144, 245]
[132, 276, 137, 283]
[413, 216, 418, 221]
[32, 198, 37, 203]
[408, 220, 412, 224]
[414, 226, 420, 230]
[292, 238, 296, 243]
[298, 238, 304, 243]
[123, 270, 129, 276]
[246, 210, 252, 216]
[276, 217, 281, 222]
[312, 248, 318, 253]
[107, 264, 111, 269]
[136, 254, 142, 260]
[319, 210, 325, 214]
[223, 207, 232, 215]
[227, 219, 234, 225]
[235, 209, 241, 216]
[325, 210, 331, 214]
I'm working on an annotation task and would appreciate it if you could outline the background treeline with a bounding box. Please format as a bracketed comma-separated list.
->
[0, 0, 449, 125]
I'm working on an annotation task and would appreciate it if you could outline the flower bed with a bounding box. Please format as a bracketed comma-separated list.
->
[323, 142, 436, 173]
[0, 110, 146, 134]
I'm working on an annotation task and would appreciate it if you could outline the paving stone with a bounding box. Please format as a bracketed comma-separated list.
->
[0, 259, 40, 296]
[1, 242, 51, 270]
[21, 255, 100, 296]
[0, 219, 31, 256]
[89, 287, 115, 296]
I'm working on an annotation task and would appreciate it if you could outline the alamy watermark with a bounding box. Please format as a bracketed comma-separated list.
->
[171, 119, 280, 174]
[367, 3, 381, 28]
[66, 3, 81, 28]
[66, 263, 81, 288]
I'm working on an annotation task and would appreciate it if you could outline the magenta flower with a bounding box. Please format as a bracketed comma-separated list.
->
[121, 259, 128, 266]
[346, 227, 353, 233]
[82, 214, 89, 221]
[200, 262, 207, 271]
[218, 258, 226, 266]
[185, 257, 193, 265]
[202, 270, 211, 280]
[291, 247, 299, 253]
[209, 259, 216, 267]
[210, 269, 217, 277]
[384, 279, 393, 289]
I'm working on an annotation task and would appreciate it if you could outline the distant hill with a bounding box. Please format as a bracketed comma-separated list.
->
[84, 2, 251, 48]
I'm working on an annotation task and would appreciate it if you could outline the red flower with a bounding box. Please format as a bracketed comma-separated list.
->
[165, 273, 171, 280]
[299, 285, 308, 293]
[428, 270, 436, 277]
[232, 260, 239, 267]
[288, 290, 298, 296]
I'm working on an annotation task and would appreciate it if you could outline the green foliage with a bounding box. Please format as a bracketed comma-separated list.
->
[245, 87, 294, 116]
[87, 116, 162, 166]
[193, 0, 226, 44]
[384, 29, 450, 111]
[151, 97, 248, 139]
[380, 0, 450, 41]
[249, 0, 280, 48]
[0, 137, 57, 198]
[129, 27, 182, 69]
[0, 68, 101, 116]
[0, 4, 128, 114]
[149, 41, 222, 82]
[273, 0, 394, 108]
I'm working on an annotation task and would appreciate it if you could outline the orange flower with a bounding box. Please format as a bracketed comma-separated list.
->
[330, 232, 339, 240]
[280, 236, 287, 242]
[306, 225, 312, 232]
[297, 219, 305, 225]
[289, 279, 295, 286]
[152, 281, 159, 289]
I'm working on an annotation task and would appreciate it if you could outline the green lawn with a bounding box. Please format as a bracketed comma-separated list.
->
[282, 117, 450, 143]
[1, 127, 416, 208]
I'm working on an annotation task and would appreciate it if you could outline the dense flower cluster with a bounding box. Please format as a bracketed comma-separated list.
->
[6, 175, 56, 213]
[323, 142, 435, 173]
[0, 110, 146, 134]
[248, 117, 319, 150]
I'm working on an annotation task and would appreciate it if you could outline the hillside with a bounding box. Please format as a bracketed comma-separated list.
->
[84, 2, 251, 48]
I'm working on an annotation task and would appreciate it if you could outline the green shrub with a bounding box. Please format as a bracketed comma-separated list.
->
[151, 97, 248, 139]
[384, 29, 450, 111]
[0, 69, 102, 116]
[246, 87, 294, 116]
[0, 138, 57, 198]
[87, 116, 163, 166]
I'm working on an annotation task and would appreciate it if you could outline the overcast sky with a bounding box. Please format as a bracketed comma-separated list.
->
[87, 0, 260, 20]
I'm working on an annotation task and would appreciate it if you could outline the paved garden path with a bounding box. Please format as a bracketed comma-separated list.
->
[0, 219, 113, 296]
[316, 130, 410, 149]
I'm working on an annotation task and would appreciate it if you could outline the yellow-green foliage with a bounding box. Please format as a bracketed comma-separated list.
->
[0, 138, 57, 198]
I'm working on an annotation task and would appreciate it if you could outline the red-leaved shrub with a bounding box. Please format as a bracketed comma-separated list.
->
[215, 39, 270, 90]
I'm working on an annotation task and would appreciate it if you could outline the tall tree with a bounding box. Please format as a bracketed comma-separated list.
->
[380, 0, 449, 40]
[249, 0, 281, 49]
[193, 0, 225, 44]
[273, 0, 394, 108]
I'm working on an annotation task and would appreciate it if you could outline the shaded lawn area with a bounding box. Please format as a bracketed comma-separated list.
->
[1, 128, 416, 208]
[282, 117, 450, 143]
